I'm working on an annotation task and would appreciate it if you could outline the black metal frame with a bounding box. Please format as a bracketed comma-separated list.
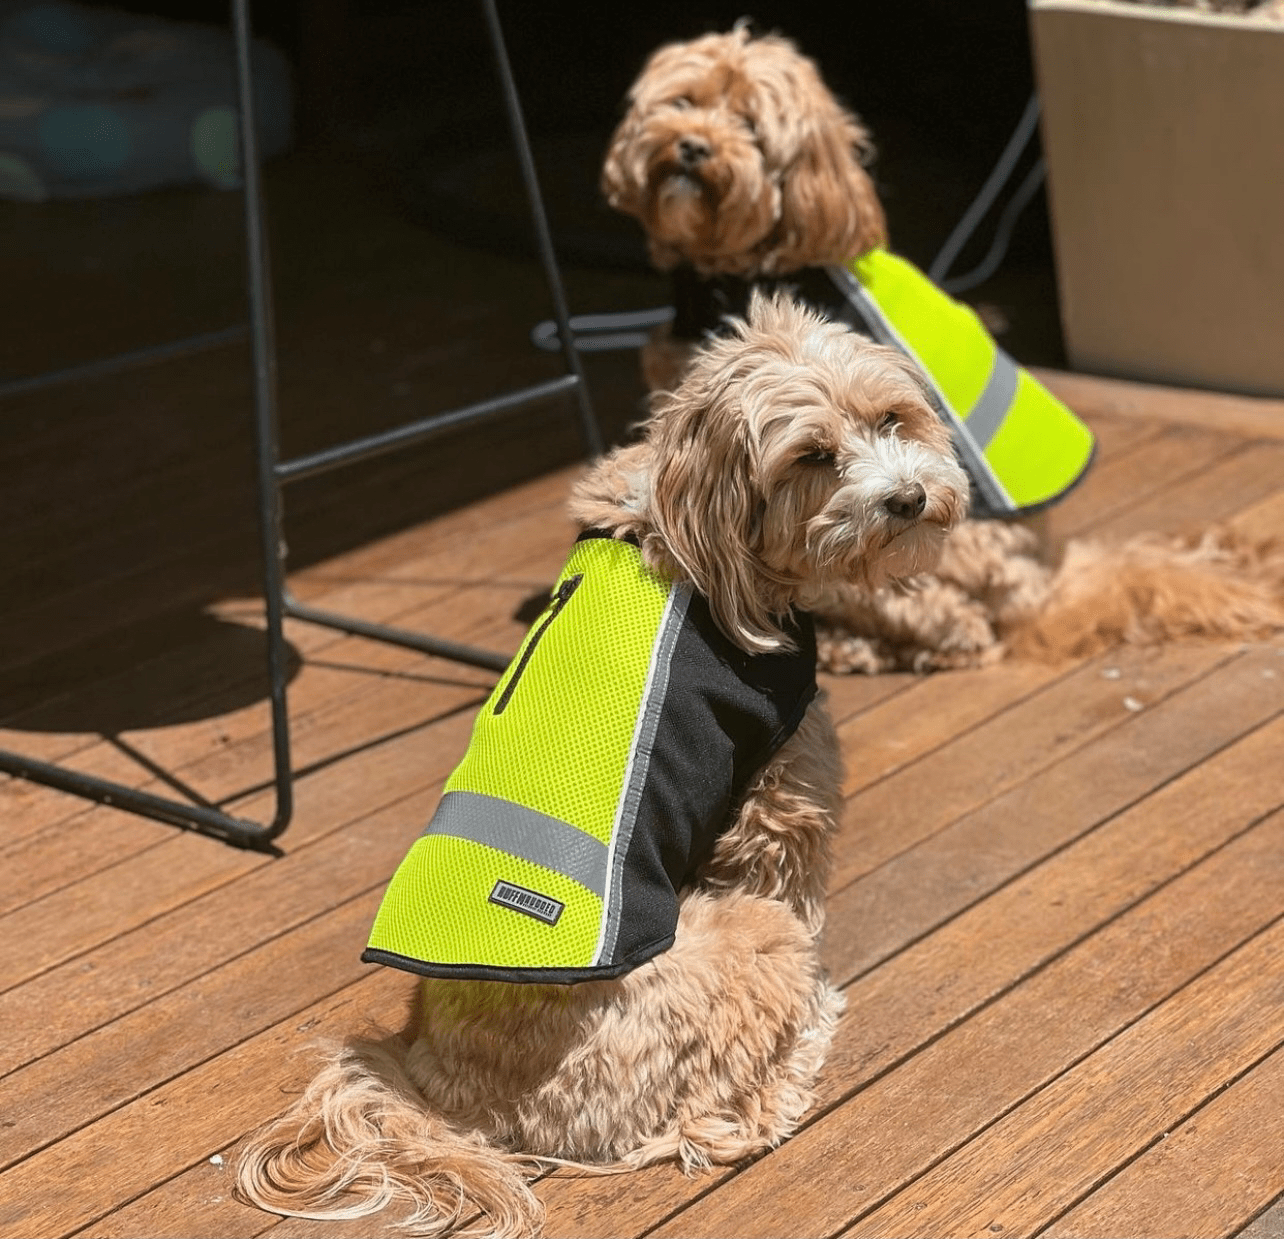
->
[0, 0, 597, 851]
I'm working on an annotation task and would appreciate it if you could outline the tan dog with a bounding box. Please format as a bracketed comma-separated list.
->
[234, 293, 969, 1236]
[603, 25, 1284, 672]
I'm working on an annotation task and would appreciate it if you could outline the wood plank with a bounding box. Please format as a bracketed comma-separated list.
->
[0, 625, 488, 846]
[822, 641, 1284, 982]
[0, 524, 575, 999]
[0, 660, 489, 975]
[817, 670, 918, 731]
[1096, 440, 1284, 541]
[822, 696, 1284, 1092]
[0, 706, 475, 1075]
[834, 658, 1069, 797]
[0, 830, 261, 999]
[840, 917, 1284, 1238]
[1, 394, 589, 692]
[0, 507, 574, 855]
[1043, 1045, 1284, 1239]
[1047, 421, 1243, 542]
[1075, 409, 1170, 460]
[1225, 487, 1284, 543]
[649, 809, 1284, 1239]
[68, 1153, 263, 1239]
[829, 640, 1240, 892]
[5, 355, 252, 541]
[0, 970, 413, 1239]
[1035, 366, 1284, 442]
[1, 455, 579, 709]
[2, 457, 575, 736]
[534, 676, 1284, 1238]
[0, 887, 388, 1170]
[0, 533, 565, 842]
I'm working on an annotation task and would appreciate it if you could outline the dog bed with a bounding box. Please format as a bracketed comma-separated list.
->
[0, 0, 291, 201]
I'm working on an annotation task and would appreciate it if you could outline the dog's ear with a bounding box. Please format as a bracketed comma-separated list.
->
[644, 383, 790, 653]
[601, 40, 680, 219]
[600, 114, 641, 217]
[769, 109, 888, 271]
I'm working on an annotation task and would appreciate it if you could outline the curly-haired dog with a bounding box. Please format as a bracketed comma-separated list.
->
[234, 293, 970, 1237]
[603, 25, 1284, 673]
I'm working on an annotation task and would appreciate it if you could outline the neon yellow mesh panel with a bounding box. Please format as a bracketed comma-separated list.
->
[365, 536, 674, 973]
[982, 369, 1096, 510]
[850, 249, 996, 419]
[448, 537, 671, 843]
[366, 835, 603, 970]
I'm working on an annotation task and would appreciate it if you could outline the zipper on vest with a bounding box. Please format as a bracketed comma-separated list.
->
[493, 574, 584, 715]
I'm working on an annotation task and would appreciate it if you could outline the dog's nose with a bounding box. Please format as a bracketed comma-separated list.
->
[677, 136, 710, 167]
[884, 483, 927, 520]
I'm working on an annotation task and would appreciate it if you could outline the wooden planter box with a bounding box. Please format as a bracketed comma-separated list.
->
[1030, 0, 1284, 397]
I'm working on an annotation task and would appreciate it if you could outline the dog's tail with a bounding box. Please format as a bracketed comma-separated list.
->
[235, 1035, 543, 1238]
[1008, 526, 1284, 661]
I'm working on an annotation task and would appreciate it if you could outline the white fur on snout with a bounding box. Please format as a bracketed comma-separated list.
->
[837, 433, 966, 522]
[806, 431, 970, 581]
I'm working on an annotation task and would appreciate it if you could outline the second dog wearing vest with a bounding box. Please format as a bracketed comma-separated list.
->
[603, 25, 1283, 672]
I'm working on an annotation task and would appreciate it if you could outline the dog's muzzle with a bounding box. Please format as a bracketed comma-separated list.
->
[677, 136, 711, 168]
[883, 483, 927, 522]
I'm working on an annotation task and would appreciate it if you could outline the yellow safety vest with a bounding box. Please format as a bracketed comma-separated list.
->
[836, 249, 1095, 515]
[363, 533, 817, 984]
[667, 252, 1096, 517]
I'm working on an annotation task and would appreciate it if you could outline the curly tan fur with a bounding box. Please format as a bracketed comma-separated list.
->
[605, 26, 1284, 673]
[602, 23, 886, 277]
[235, 294, 970, 1237]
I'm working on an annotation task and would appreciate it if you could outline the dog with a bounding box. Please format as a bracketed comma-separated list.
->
[602, 24, 1284, 673]
[234, 292, 971, 1237]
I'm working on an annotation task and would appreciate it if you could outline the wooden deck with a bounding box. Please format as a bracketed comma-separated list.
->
[3, 346, 1284, 1238]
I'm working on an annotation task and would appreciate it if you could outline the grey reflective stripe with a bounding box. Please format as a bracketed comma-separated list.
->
[965, 349, 1019, 450]
[593, 581, 691, 967]
[825, 264, 1013, 516]
[423, 790, 608, 897]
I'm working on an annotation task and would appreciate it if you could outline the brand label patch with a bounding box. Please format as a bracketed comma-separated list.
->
[489, 879, 564, 926]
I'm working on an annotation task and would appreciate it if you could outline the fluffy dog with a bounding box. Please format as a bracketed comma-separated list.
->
[234, 293, 970, 1237]
[602, 25, 1283, 672]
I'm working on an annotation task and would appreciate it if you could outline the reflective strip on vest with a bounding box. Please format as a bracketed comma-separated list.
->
[831, 249, 1095, 515]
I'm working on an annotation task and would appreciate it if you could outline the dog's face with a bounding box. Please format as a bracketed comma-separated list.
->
[638, 293, 969, 652]
[601, 27, 888, 276]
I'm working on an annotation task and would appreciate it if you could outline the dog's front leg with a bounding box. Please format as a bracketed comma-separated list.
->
[696, 698, 841, 936]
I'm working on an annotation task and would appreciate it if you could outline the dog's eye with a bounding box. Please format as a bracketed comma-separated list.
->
[670, 96, 692, 110]
[799, 449, 835, 467]
[878, 411, 900, 435]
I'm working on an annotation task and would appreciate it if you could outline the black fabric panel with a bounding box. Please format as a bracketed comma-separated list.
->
[610, 592, 818, 965]
[669, 264, 858, 340]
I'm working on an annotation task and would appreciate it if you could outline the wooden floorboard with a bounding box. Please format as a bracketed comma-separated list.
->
[5, 247, 1284, 1239]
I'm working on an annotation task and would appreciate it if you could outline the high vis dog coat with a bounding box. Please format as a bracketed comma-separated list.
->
[363, 532, 818, 985]
[669, 249, 1096, 518]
